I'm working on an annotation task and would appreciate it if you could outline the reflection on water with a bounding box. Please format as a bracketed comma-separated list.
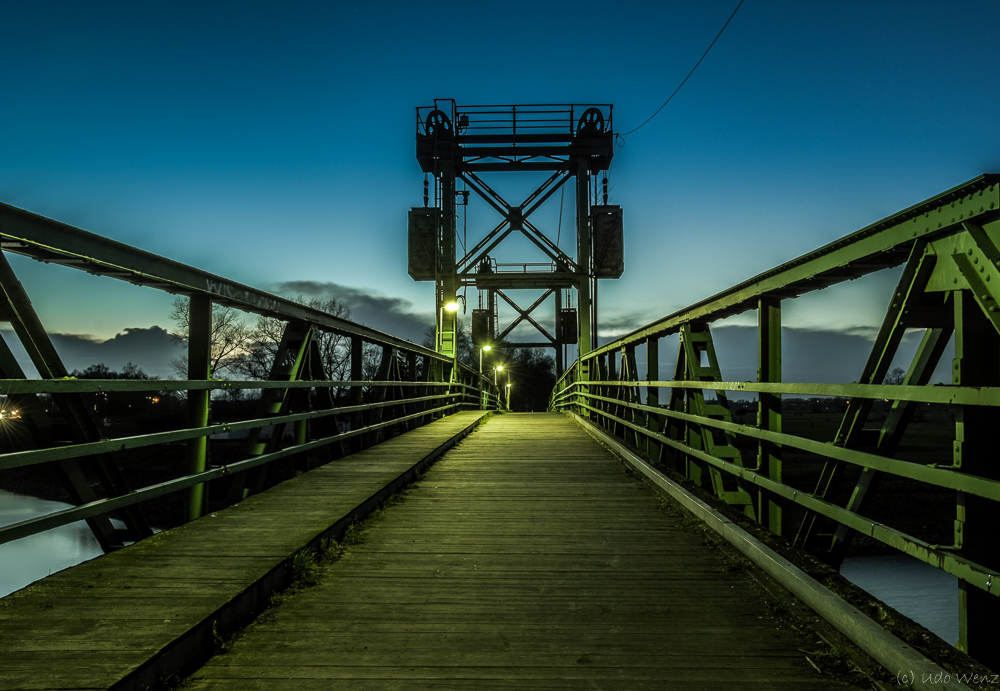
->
[842, 553, 959, 645]
[0, 489, 103, 598]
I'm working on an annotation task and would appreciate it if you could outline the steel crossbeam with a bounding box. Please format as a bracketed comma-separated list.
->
[551, 173, 1000, 668]
[0, 202, 441, 360]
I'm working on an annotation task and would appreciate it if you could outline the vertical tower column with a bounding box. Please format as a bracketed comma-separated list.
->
[575, 157, 591, 374]
[437, 159, 458, 361]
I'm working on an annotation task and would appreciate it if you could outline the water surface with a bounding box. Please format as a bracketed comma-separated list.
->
[842, 553, 958, 644]
[0, 489, 103, 597]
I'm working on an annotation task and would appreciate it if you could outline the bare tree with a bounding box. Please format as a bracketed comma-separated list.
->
[883, 366, 906, 386]
[231, 297, 353, 385]
[168, 297, 252, 378]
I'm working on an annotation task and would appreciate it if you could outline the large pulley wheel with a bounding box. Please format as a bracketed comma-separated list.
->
[577, 107, 604, 135]
[426, 109, 452, 136]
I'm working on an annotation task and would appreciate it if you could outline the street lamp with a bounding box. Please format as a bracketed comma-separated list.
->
[478, 344, 492, 409]
[478, 344, 491, 373]
[492, 365, 504, 411]
[437, 299, 460, 352]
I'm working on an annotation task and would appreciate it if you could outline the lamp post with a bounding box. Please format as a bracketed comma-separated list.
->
[435, 299, 460, 388]
[505, 382, 511, 411]
[479, 344, 491, 409]
[438, 300, 460, 352]
[479, 344, 491, 373]
[494, 365, 504, 411]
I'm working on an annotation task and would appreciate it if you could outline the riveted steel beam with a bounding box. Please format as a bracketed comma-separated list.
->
[586, 174, 999, 360]
[0, 202, 443, 359]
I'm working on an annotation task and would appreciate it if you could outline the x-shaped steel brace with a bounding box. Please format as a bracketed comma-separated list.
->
[496, 288, 556, 343]
[457, 170, 580, 275]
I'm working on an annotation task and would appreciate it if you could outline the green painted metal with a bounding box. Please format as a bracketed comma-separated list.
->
[644, 336, 659, 459]
[0, 202, 444, 359]
[951, 290, 1000, 660]
[551, 175, 1000, 668]
[0, 251, 152, 549]
[0, 391, 473, 471]
[758, 296, 782, 535]
[0, 209, 495, 555]
[561, 386, 1000, 502]
[584, 174, 999, 359]
[0, 400, 464, 546]
[185, 295, 212, 522]
[569, 399, 1000, 598]
[413, 102, 619, 369]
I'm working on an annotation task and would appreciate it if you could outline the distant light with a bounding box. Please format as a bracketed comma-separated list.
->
[482, 345, 491, 352]
[496, 365, 503, 371]
[444, 301, 459, 312]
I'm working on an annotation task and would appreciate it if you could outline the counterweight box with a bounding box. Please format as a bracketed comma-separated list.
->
[591, 205, 624, 279]
[408, 208, 439, 281]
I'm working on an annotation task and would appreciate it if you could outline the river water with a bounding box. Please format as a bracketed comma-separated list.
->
[0, 489, 104, 597]
[841, 553, 959, 645]
[0, 491, 960, 645]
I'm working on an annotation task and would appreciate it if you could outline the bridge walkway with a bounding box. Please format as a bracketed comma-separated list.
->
[0, 411, 488, 691]
[184, 413, 858, 690]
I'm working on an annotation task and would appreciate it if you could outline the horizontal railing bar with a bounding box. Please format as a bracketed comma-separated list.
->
[574, 401, 1000, 597]
[585, 174, 1000, 360]
[0, 401, 462, 546]
[562, 379, 1000, 407]
[0, 393, 460, 470]
[577, 390, 1000, 502]
[0, 203, 450, 362]
[0, 378, 484, 394]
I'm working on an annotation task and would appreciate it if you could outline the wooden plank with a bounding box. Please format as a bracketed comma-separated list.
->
[184, 413, 859, 690]
[0, 411, 486, 690]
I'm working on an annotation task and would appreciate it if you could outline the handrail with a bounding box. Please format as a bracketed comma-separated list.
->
[584, 173, 999, 361]
[551, 173, 1000, 661]
[0, 202, 442, 358]
[0, 205, 499, 552]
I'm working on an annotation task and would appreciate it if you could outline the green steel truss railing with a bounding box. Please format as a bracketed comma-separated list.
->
[552, 174, 1000, 665]
[0, 202, 498, 553]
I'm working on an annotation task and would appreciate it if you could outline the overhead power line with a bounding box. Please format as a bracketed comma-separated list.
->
[620, 0, 746, 137]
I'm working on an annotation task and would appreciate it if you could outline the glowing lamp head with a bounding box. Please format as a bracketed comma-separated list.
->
[444, 301, 459, 312]
[482, 345, 491, 352]
[496, 365, 503, 372]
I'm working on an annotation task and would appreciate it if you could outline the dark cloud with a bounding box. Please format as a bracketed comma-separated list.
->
[593, 323, 953, 396]
[596, 309, 665, 340]
[2, 326, 180, 379]
[710, 325, 952, 386]
[271, 281, 433, 344]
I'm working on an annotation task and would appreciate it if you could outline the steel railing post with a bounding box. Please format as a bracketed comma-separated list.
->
[645, 336, 660, 459]
[954, 291, 1000, 667]
[758, 296, 782, 535]
[185, 295, 212, 522]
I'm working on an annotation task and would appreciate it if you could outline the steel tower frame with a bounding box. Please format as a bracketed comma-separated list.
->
[409, 100, 623, 378]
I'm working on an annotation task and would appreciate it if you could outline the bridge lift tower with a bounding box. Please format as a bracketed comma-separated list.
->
[408, 101, 623, 377]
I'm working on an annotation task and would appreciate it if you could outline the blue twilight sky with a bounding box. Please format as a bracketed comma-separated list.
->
[1, 0, 998, 381]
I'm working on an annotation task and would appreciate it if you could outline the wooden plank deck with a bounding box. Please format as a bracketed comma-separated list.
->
[184, 413, 860, 690]
[0, 410, 487, 691]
